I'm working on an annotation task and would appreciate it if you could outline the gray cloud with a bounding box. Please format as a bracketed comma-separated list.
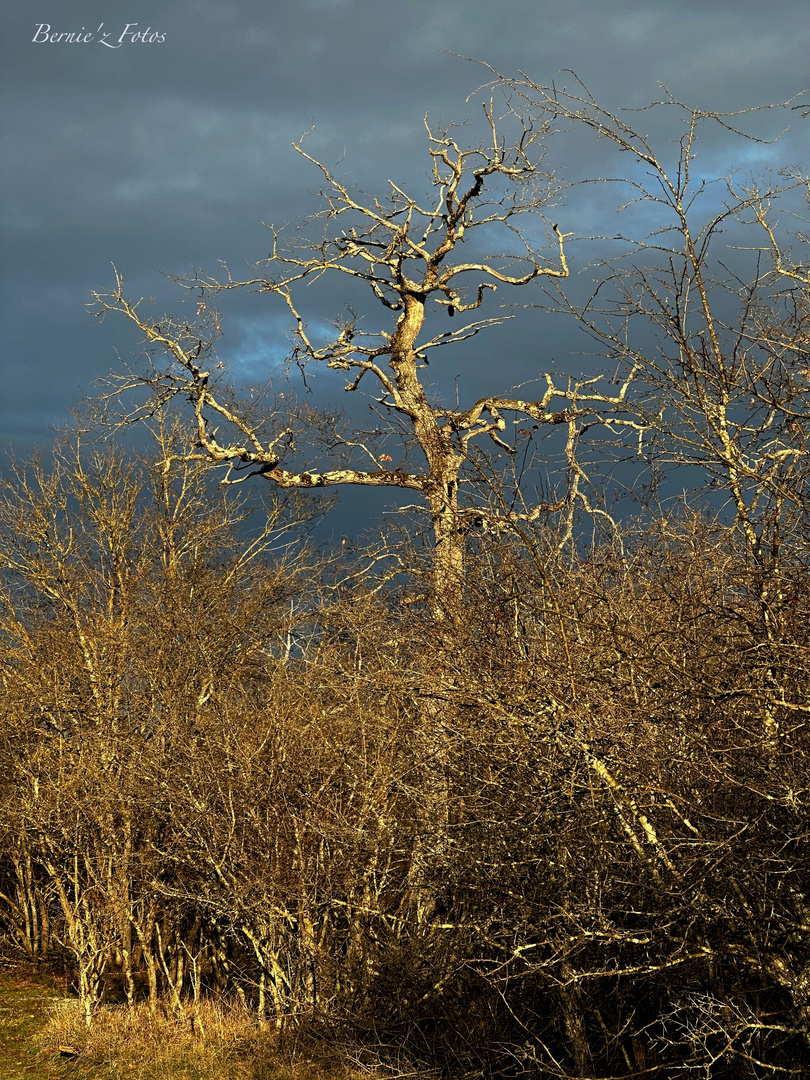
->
[2, 0, 807, 475]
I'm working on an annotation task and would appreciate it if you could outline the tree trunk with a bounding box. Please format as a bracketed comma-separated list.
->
[428, 481, 465, 623]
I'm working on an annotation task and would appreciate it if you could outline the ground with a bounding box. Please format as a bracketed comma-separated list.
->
[0, 969, 67, 1080]
[0, 967, 393, 1080]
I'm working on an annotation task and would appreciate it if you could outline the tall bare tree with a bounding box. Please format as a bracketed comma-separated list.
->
[94, 107, 636, 617]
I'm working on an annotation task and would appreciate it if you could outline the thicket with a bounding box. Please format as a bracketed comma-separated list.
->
[0, 434, 808, 1078]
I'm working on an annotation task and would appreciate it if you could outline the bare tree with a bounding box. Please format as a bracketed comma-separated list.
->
[487, 70, 810, 742]
[93, 107, 637, 617]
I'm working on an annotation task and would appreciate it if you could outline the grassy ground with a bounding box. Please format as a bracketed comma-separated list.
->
[0, 968, 412, 1080]
[0, 968, 69, 1080]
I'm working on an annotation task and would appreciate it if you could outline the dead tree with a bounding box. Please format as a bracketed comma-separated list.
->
[94, 105, 638, 619]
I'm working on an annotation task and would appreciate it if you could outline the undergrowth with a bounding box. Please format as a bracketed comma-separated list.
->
[37, 993, 416, 1080]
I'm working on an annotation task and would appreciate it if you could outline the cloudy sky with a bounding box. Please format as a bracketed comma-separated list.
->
[2, 0, 807, 530]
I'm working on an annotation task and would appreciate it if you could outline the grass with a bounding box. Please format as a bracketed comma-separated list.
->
[0, 967, 420, 1080]
[41, 996, 266, 1080]
[0, 967, 70, 1080]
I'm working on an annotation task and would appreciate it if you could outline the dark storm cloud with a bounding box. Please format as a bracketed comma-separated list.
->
[1, 0, 807, 455]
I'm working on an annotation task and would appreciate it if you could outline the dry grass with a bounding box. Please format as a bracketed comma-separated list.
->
[37, 996, 417, 1080]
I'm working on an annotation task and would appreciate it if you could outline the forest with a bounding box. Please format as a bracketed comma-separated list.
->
[1, 75, 808, 1079]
